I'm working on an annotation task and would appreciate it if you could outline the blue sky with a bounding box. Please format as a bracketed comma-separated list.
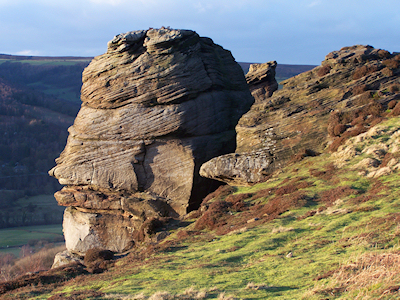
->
[1, 0, 399, 64]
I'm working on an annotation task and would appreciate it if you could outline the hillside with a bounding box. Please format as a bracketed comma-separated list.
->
[2, 116, 400, 299]
[0, 57, 83, 227]
[0, 40, 400, 300]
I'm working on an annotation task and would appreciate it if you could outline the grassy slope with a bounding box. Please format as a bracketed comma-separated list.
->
[9, 117, 398, 300]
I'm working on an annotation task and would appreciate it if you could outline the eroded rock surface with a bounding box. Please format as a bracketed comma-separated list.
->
[246, 61, 278, 102]
[201, 45, 400, 185]
[49, 28, 253, 253]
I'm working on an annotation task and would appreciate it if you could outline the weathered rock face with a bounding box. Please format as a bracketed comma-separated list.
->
[245, 61, 278, 102]
[201, 45, 400, 185]
[49, 28, 254, 253]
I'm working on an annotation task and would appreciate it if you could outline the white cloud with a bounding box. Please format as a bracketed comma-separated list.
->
[194, 2, 213, 13]
[15, 50, 41, 56]
[308, 0, 321, 7]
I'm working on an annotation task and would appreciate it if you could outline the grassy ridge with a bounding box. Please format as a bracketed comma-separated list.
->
[17, 117, 400, 300]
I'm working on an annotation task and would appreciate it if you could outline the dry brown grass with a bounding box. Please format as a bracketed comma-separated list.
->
[202, 185, 235, 203]
[383, 58, 400, 69]
[311, 251, 400, 299]
[353, 65, 380, 80]
[83, 248, 114, 273]
[217, 292, 237, 300]
[316, 65, 331, 77]
[327, 91, 388, 149]
[378, 49, 392, 59]
[389, 84, 400, 93]
[133, 217, 170, 242]
[333, 124, 347, 136]
[319, 186, 357, 206]
[48, 290, 105, 300]
[352, 84, 367, 96]
[0, 261, 88, 295]
[289, 149, 320, 163]
[251, 188, 275, 200]
[194, 201, 231, 231]
[309, 163, 337, 181]
[275, 180, 312, 196]
[255, 192, 309, 220]
[108, 287, 209, 300]
[388, 99, 398, 109]
[224, 193, 252, 212]
[0, 245, 66, 282]
[194, 176, 313, 235]
[382, 67, 394, 77]
[390, 101, 400, 116]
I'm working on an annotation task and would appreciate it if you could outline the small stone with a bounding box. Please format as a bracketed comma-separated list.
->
[52, 250, 84, 269]
[247, 217, 260, 224]
[373, 167, 392, 178]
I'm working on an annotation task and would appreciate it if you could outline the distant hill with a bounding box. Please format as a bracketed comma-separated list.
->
[0, 54, 91, 103]
[0, 53, 92, 62]
[0, 56, 86, 226]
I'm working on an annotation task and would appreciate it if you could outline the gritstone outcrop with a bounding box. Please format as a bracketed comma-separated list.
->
[200, 45, 400, 185]
[246, 61, 278, 103]
[49, 28, 254, 254]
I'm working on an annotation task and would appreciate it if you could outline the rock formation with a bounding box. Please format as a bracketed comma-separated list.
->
[245, 61, 278, 102]
[196, 61, 279, 185]
[49, 28, 254, 254]
[201, 45, 400, 185]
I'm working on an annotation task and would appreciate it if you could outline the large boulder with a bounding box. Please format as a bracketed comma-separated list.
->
[201, 45, 400, 185]
[49, 28, 254, 253]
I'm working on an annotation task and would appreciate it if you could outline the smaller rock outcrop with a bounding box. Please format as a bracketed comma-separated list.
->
[200, 61, 279, 185]
[201, 45, 400, 185]
[333, 122, 400, 178]
[245, 61, 278, 102]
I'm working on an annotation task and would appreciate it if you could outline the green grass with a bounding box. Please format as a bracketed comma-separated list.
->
[37, 169, 400, 299]
[0, 224, 63, 256]
[7, 117, 400, 300]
